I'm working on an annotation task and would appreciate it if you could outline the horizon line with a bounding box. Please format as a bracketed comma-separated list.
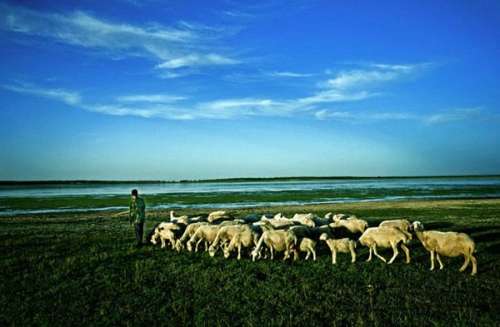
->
[1, 174, 500, 185]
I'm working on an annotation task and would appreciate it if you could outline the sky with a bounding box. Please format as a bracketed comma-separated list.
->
[0, 0, 499, 180]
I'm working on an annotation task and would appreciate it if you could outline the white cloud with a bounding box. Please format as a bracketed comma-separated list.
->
[156, 53, 239, 69]
[315, 108, 482, 124]
[0, 3, 238, 71]
[322, 63, 422, 90]
[3, 60, 460, 123]
[424, 108, 482, 125]
[314, 109, 417, 121]
[116, 94, 186, 103]
[267, 71, 313, 78]
[298, 90, 375, 105]
[1, 84, 81, 105]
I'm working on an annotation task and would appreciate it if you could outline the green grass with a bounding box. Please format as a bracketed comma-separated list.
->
[1, 199, 499, 326]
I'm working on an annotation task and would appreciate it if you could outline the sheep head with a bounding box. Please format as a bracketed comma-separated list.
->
[223, 246, 231, 259]
[412, 221, 424, 232]
[208, 245, 217, 257]
[174, 240, 184, 252]
[319, 233, 329, 241]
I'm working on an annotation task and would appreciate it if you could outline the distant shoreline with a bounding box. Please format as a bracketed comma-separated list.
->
[1, 174, 500, 185]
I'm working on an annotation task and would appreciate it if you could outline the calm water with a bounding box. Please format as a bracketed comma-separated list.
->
[1, 177, 500, 215]
[2, 178, 500, 197]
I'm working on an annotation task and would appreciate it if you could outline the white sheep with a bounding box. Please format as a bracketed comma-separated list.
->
[379, 219, 413, 240]
[319, 233, 357, 264]
[207, 210, 230, 223]
[259, 216, 296, 228]
[330, 215, 368, 234]
[251, 230, 293, 261]
[186, 225, 220, 252]
[223, 225, 257, 260]
[412, 221, 477, 275]
[290, 237, 317, 261]
[291, 213, 316, 227]
[209, 225, 245, 257]
[151, 222, 181, 249]
[359, 226, 411, 264]
[174, 222, 208, 252]
[169, 210, 189, 224]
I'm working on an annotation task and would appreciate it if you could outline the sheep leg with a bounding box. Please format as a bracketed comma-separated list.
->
[470, 254, 477, 276]
[204, 241, 209, 251]
[400, 243, 410, 264]
[430, 251, 435, 271]
[283, 249, 289, 261]
[305, 251, 310, 260]
[459, 254, 470, 272]
[311, 247, 316, 261]
[270, 247, 274, 260]
[161, 238, 166, 248]
[237, 244, 241, 260]
[388, 242, 399, 264]
[350, 245, 356, 263]
[436, 253, 444, 270]
[373, 246, 387, 263]
[195, 239, 203, 252]
[366, 247, 373, 262]
[332, 249, 337, 265]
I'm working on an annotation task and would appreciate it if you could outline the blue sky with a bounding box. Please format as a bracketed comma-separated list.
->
[1, 0, 499, 180]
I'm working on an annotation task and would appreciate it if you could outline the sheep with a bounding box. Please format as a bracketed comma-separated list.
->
[209, 225, 246, 257]
[291, 238, 317, 261]
[331, 213, 350, 221]
[151, 222, 181, 249]
[291, 213, 316, 227]
[207, 210, 231, 223]
[217, 220, 244, 227]
[174, 222, 208, 252]
[412, 221, 477, 276]
[251, 230, 294, 261]
[186, 225, 220, 252]
[260, 216, 296, 229]
[285, 225, 315, 260]
[379, 219, 413, 240]
[329, 216, 368, 234]
[359, 226, 411, 264]
[223, 225, 257, 260]
[170, 211, 207, 225]
[170, 210, 189, 224]
[319, 233, 357, 264]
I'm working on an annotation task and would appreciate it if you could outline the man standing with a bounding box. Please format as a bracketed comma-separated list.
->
[129, 189, 146, 247]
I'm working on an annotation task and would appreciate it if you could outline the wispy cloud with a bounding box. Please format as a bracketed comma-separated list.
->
[1, 83, 81, 105]
[315, 109, 417, 122]
[322, 63, 424, 90]
[267, 71, 314, 78]
[424, 108, 483, 125]
[116, 94, 186, 103]
[4, 62, 465, 123]
[156, 53, 239, 69]
[315, 107, 483, 125]
[0, 3, 238, 72]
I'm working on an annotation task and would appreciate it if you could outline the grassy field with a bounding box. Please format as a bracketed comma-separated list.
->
[1, 199, 499, 326]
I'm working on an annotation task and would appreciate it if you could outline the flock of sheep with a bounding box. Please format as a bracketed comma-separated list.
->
[149, 210, 478, 275]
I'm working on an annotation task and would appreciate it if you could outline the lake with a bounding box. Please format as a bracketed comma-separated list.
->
[1, 177, 500, 216]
